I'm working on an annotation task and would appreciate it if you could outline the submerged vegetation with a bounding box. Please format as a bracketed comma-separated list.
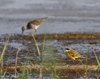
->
[0, 33, 100, 79]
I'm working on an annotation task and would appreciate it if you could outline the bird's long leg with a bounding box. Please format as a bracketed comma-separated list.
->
[21, 32, 24, 44]
[35, 29, 37, 33]
[34, 29, 37, 35]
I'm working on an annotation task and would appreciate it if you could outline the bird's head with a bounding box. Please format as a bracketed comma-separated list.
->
[21, 26, 26, 34]
[65, 48, 70, 52]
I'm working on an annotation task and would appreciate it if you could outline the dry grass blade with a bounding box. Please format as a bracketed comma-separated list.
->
[15, 48, 21, 78]
[0, 37, 9, 74]
[0, 40, 9, 63]
[32, 34, 41, 56]
[93, 50, 100, 70]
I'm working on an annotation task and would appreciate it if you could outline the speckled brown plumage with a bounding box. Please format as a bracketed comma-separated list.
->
[26, 17, 48, 29]
[22, 17, 48, 34]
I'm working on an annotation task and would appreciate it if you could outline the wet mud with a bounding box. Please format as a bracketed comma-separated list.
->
[0, 33, 100, 79]
[0, 33, 100, 65]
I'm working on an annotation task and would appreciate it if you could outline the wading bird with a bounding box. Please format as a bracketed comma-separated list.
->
[21, 17, 48, 34]
[65, 48, 81, 60]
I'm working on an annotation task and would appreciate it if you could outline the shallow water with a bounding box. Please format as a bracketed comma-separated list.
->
[0, 0, 100, 34]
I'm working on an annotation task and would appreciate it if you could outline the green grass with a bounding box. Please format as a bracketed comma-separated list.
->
[0, 39, 9, 77]
[93, 50, 100, 70]
[0, 40, 9, 63]
[17, 64, 31, 79]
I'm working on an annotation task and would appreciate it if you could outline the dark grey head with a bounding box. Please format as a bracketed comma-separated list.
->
[21, 26, 26, 34]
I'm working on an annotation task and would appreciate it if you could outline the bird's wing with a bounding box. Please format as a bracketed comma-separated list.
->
[31, 19, 44, 25]
[70, 50, 80, 57]
[66, 52, 75, 60]
[30, 17, 48, 25]
[72, 50, 81, 58]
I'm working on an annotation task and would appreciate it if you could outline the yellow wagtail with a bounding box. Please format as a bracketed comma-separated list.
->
[65, 48, 81, 60]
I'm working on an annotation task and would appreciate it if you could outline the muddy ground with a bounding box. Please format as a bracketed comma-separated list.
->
[0, 33, 100, 79]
